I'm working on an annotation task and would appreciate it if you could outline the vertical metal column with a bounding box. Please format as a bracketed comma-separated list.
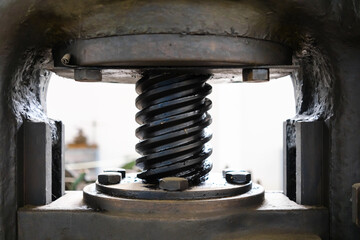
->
[283, 120, 296, 201]
[19, 121, 52, 206]
[295, 121, 324, 205]
[52, 121, 65, 201]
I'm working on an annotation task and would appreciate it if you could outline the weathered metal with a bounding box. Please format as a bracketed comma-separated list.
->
[74, 69, 102, 82]
[60, 54, 71, 66]
[283, 120, 296, 202]
[18, 121, 52, 206]
[53, 35, 292, 69]
[222, 169, 247, 177]
[18, 191, 328, 240]
[295, 121, 324, 206]
[51, 121, 65, 201]
[86, 183, 262, 213]
[53, 67, 297, 85]
[103, 168, 126, 179]
[0, 0, 359, 239]
[91, 173, 253, 200]
[98, 173, 122, 185]
[225, 171, 251, 184]
[159, 177, 189, 191]
[352, 183, 360, 227]
[242, 68, 270, 82]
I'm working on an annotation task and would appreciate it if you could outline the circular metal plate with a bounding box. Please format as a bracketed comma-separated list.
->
[83, 181, 264, 215]
[53, 34, 292, 68]
[95, 173, 251, 200]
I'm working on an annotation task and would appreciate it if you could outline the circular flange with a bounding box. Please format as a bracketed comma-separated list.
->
[53, 34, 292, 68]
[83, 182, 264, 215]
[83, 173, 265, 215]
[95, 173, 251, 200]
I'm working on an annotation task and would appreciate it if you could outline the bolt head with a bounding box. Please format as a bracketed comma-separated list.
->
[222, 169, 247, 178]
[103, 168, 126, 178]
[242, 68, 269, 82]
[61, 53, 71, 65]
[159, 177, 189, 191]
[74, 69, 102, 82]
[225, 171, 251, 184]
[98, 172, 122, 185]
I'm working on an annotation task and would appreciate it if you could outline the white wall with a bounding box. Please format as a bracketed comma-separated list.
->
[47, 74, 295, 190]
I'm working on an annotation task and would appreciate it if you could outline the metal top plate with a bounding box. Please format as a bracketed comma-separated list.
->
[95, 173, 252, 200]
[53, 34, 292, 68]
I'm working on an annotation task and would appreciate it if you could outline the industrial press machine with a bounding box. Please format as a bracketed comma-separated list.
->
[0, 1, 360, 239]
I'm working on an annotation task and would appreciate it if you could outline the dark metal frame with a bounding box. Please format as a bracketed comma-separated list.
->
[17, 32, 331, 239]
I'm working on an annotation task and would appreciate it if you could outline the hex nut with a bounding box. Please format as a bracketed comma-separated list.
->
[222, 169, 246, 178]
[225, 171, 251, 184]
[103, 168, 126, 178]
[98, 172, 122, 185]
[74, 69, 102, 82]
[242, 68, 269, 82]
[159, 177, 189, 191]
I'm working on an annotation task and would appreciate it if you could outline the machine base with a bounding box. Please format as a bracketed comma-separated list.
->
[18, 191, 328, 240]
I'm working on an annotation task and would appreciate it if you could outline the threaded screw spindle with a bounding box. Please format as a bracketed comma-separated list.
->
[135, 71, 213, 185]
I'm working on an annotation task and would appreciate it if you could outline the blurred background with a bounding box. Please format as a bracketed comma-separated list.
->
[46, 74, 295, 191]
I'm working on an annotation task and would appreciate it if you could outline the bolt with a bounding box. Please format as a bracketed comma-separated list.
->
[225, 171, 251, 184]
[74, 69, 102, 82]
[242, 68, 269, 82]
[61, 53, 71, 65]
[222, 169, 246, 178]
[98, 172, 122, 185]
[103, 168, 126, 178]
[159, 177, 189, 191]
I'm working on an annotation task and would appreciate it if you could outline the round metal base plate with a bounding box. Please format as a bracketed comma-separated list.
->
[95, 173, 251, 200]
[83, 184, 264, 215]
[83, 173, 265, 215]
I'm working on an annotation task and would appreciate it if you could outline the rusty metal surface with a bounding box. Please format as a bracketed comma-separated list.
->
[18, 191, 328, 240]
[53, 34, 292, 68]
[91, 173, 253, 200]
